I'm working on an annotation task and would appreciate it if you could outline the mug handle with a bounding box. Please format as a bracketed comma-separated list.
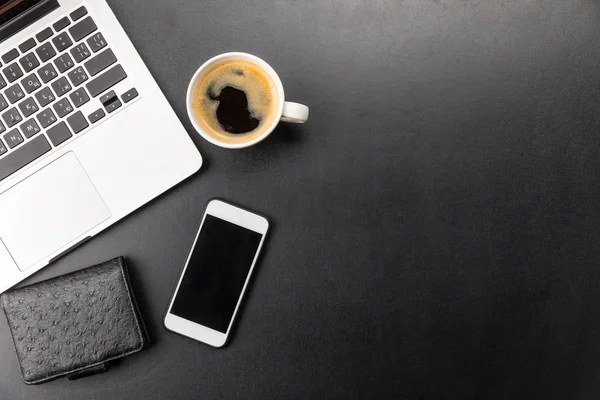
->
[281, 102, 309, 123]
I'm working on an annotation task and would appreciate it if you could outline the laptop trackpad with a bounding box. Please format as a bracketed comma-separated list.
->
[0, 152, 111, 271]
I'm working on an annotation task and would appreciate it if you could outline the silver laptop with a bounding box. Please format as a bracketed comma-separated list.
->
[0, 0, 202, 293]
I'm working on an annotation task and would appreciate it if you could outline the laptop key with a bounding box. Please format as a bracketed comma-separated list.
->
[51, 77, 71, 97]
[0, 135, 51, 182]
[87, 33, 107, 53]
[69, 87, 90, 108]
[54, 53, 74, 73]
[35, 42, 56, 62]
[46, 121, 72, 146]
[88, 108, 105, 123]
[18, 38, 36, 53]
[36, 108, 57, 128]
[52, 32, 73, 53]
[5, 83, 24, 103]
[3, 62, 23, 83]
[0, 139, 6, 155]
[99, 90, 116, 105]
[35, 28, 53, 43]
[70, 43, 91, 63]
[0, 94, 8, 111]
[0, 121, 6, 134]
[100, 90, 120, 113]
[121, 88, 138, 103]
[18, 97, 39, 117]
[20, 118, 40, 139]
[2, 107, 22, 128]
[19, 52, 40, 73]
[69, 17, 97, 42]
[2, 49, 18, 64]
[36, 42, 56, 63]
[21, 73, 41, 94]
[35, 87, 55, 107]
[84, 49, 116, 77]
[0, 74, 6, 89]
[86, 64, 126, 97]
[3, 129, 23, 149]
[105, 99, 121, 114]
[70, 6, 88, 21]
[37, 63, 58, 83]
[53, 98, 73, 118]
[67, 66, 88, 87]
[67, 111, 88, 133]
[53, 17, 71, 32]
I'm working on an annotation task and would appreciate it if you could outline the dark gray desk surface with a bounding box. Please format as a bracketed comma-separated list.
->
[2, 0, 600, 398]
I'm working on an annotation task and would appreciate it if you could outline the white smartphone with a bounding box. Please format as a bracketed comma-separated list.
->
[164, 199, 269, 347]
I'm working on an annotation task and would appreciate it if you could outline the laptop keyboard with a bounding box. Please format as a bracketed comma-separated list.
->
[0, 5, 139, 183]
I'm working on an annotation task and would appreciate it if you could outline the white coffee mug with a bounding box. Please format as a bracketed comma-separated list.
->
[186, 52, 309, 149]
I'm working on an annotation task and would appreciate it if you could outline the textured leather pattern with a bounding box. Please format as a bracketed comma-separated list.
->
[1, 257, 147, 384]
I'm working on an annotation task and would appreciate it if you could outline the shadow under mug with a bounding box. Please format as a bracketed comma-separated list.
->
[186, 52, 309, 149]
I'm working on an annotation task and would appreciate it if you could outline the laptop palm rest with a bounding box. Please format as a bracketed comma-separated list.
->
[0, 152, 111, 271]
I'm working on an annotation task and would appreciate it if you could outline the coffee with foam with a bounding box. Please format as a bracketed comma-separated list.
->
[190, 59, 279, 145]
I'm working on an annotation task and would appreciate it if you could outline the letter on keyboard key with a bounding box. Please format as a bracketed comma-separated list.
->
[69, 16, 97, 42]
[46, 121, 72, 146]
[2, 107, 22, 128]
[5, 83, 24, 104]
[36, 108, 57, 128]
[0, 94, 8, 111]
[3, 63, 23, 83]
[52, 32, 73, 53]
[53, 98, 73, 118]
[54, 53, 74, 73]
[3, 129, 23, 149]
[51, 77, 72, 97]
[67, 66, 88, 87]
[35, 87, 55, 107]
[69, 87, 89, 108]
[0, 139, 6, 155]
[18, 97, 39, 117]
[86, 64, 126, 97]
[0, 135, 51, 182]
[87, 33, 107, 53]
[35, 42, 56, 63]
[38, 63, 58, 84]
[20, 118, 40, 139]
[70, 43, 91, 63]
[21, 73, 42, 94]
[19, 53, 40, 73]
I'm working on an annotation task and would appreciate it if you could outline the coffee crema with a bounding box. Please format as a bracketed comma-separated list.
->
[191, 59, 279, 145]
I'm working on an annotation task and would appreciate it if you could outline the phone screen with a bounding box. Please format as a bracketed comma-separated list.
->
[170, 214, 263, 333]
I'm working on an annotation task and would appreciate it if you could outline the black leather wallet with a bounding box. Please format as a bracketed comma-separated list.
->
[1, 257, 148, 384]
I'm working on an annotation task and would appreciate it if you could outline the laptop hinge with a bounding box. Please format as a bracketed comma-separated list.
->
[0, 0, 59, 43]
